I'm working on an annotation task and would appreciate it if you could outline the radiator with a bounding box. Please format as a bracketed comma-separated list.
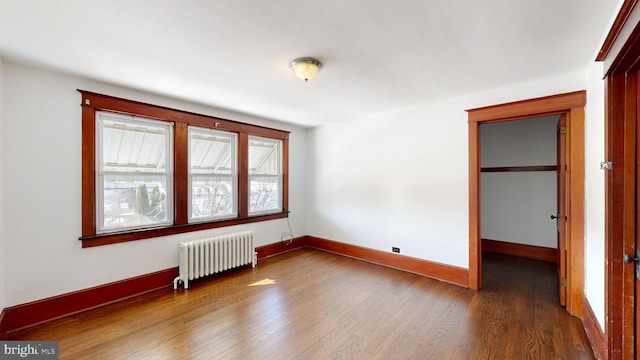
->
[173, 230, 256, 290]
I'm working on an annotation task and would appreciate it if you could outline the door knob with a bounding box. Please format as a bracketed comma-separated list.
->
[550, 214, 559, 220]
[624, 253, 639, 263]
[624, 251, 640, 279]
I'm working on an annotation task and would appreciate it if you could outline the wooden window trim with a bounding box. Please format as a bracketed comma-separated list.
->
[79, 90, 289, 248]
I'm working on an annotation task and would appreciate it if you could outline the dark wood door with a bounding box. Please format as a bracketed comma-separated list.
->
[607, 69, 638, 360]
[620, 69, 639, 359]
[599, 3, 640, 357]
[628, 71, 640, 359]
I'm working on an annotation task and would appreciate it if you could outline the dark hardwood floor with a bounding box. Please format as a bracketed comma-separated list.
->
[11, 248, 593, 359]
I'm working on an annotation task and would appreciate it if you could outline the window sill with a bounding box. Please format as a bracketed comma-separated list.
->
[80, 212, 289, 248]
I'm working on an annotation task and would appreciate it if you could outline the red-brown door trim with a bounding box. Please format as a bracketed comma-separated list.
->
[466, 92, 586, 320]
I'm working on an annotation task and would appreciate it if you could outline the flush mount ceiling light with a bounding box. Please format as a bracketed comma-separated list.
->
[290, 57, 322, 82]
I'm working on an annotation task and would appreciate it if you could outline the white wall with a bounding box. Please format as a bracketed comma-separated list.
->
[306, 70, 587, 269]
[1, 62, 307, 307]
[584, 61, 606, 330]
[480, 116, 559, 248]
[0, 57, 5, 312]
[481, 117, 558, 167]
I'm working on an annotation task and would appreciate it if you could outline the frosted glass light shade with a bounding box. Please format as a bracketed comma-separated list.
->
[290, 57, 322, 82]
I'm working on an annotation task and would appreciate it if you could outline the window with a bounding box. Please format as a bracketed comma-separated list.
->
[249, 136, 283, 214]
[80, 91, 289, 247]
[189, 126, 237, 222]
[96, 112, 173, 233]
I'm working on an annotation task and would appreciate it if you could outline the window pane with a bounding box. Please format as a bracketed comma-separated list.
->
[101, 175, 170, 231]
[100, 115, 168, 173]
[249, 136, 282, 214]
[97, 112, 173, 233]
[191, 176, 235, 219]
[189, 126, 237, 221]
[249, 175, 280, 212]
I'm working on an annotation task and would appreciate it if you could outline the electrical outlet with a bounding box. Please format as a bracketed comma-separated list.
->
[392, 247, 400, 253]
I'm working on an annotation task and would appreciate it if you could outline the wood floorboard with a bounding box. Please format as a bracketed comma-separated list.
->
[10, 249, 594, 359]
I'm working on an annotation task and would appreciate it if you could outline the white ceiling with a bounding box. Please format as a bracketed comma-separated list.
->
[0, 1, 619, 127]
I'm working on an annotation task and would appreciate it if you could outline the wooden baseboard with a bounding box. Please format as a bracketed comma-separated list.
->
[0, 237, 308, 336]
[0, 235, 471, 335]
[1, 267, 177, 336]
[306, 236, 469, 287]
[255, 236, 307, 259]
[482, 239, 557, 263]
[0, 310, 6, 340]
[583, 297, 606, 359]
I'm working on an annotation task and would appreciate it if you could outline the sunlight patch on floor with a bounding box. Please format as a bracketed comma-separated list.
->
[249, 278, 276, 286]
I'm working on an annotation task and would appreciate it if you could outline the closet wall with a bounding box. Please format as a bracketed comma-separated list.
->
[480, 115, 559, 250]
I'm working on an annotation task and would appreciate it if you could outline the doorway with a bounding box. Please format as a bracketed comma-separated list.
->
[479, 116, 564, 303]
[467, 91, 586, 317]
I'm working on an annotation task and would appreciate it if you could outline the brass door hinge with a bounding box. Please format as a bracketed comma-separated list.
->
[561, 278, 567, 287]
